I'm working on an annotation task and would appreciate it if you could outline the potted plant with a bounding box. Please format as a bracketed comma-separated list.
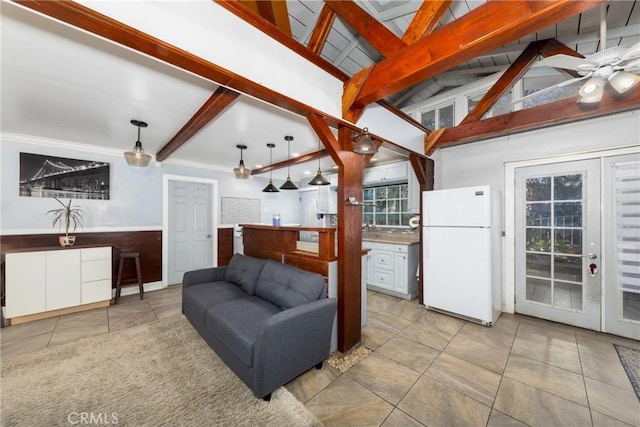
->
[48, 197, 84, 247]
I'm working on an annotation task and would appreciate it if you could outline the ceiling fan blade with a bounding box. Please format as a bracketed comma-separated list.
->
[620, 41, 640, 62]
[534, 54, 597, 71]
[511, 75, 590, 104]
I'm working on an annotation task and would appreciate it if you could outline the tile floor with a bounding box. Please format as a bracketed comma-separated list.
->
[2, 287, 639, 427]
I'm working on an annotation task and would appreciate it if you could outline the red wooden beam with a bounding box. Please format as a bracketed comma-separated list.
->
[402, 0, 452, 44]
[307, 4, 336, 55]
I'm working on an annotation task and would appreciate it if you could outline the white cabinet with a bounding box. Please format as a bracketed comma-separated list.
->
[317, 185, 338, 214]
[5, 246, 112, 321]
[363, 162, 408, 184]
[408, 167, 421, 213]
[364, 241, 419, 299]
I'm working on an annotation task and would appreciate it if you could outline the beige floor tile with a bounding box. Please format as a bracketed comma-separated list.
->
[444, 334, 510, 374]
[504, 353, 588, 406]
[487, 409, 528, 427]
[367, 311, 413, 334]
[152, 303, 182, 320]
[55, 308, 108, 332]
[516, 322, 578, 352]
[305, 374, 394, 426]
[1, 332, 51, 359]
[591, 410, 637, 427]
[285, 361, 342, 403]
[457, 322, 516, 350]
[397, 375, 491, 427]
[380, 409, 425, 427]
[376, 337, 439, 373]
[48, 323, 109, 347]
[361, 325, 395, 350]
[425, 353, 501, 406]
[399, 321, 454, 351]
[581, 352, 634, 391]
[494, 377, 591, 427]
[145, 289, 182, 307]
[108, 308, 157, 332]
[367, 292, 401, 314]
[1, 316, 58, 342]
[381, 299, 425, 323]
[492, 314, 520, 336]
[416, 310, 466, 336]
[514, 314, 584, 336]
[511, 335, 582, 374]
[345, 353, 420, 405]
[585, 377, 640, 427]
[577, 334, 629, 364]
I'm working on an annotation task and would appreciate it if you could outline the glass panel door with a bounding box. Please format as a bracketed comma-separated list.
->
[515, 159, 600, 330]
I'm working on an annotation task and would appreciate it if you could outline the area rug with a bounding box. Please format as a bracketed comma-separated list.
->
[614, 344, 640, 400]
[326, 345, 372, 373]
[1, 315, 322, 426]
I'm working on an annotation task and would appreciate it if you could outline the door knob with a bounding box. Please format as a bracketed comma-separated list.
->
[588, 253, 597, 259]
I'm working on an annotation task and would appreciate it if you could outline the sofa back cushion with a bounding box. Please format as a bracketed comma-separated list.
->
[255, 259, 327, 310]
[224, 254, 268, 295]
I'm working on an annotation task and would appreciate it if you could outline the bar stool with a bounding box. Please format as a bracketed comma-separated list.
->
[114, 250, 143, 304]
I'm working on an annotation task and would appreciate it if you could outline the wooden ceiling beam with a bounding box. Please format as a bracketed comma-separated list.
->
[402, 0, 452, 44]
[324, 0, 406, 58]
[307, 4, 336, 55]
[238, 1, 291, 36]
[344, 0, 605, 113]
[251, 149, 327, 175]
[431, 88, 640, 151]
[156, 86, 240, 162]
[539, 38, 585, 78]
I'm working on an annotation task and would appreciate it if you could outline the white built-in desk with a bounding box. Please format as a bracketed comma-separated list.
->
[5, 245, 112, 324]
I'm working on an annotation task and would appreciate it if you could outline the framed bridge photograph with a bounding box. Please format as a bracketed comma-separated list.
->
[19, 152, 110, 200]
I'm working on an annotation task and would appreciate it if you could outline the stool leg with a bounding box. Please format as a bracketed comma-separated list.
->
[135, 255, 143, 300]
[115, 256, 125, 304]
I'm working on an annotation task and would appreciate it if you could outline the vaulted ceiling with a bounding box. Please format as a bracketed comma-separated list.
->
[2, 1, 638, 180]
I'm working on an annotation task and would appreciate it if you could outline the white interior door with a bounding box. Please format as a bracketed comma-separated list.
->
[515, 159, 601, 330]
[168, 180, 213, 285]
[300, 189, 321, 242]
[602, 153, 640, 340]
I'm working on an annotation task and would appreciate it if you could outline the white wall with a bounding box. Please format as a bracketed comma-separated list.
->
[0, 134, 301, 234]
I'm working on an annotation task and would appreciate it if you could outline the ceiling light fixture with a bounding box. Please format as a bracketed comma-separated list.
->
[608, 71, 640, 94]
[353, 127, 377, 155]
[124, 120, 152, 167]
[577, 76, 606, 104]
[233, 144, 251, 179]
[279, 136, 298, 190]
[308, 138, 330, 186]
[262, 143, 279, 193]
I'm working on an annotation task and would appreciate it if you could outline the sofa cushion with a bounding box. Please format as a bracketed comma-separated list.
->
[182, 281, 248, 323]
[205, 296, 281, 366]
[255, 259, 327, 310]
[224, 254, 268, 295]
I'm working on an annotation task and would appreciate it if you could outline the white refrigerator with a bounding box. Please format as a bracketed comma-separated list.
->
[422, 185, 502, 326]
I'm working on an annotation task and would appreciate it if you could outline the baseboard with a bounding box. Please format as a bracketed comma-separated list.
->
[113, 281, 165, 298]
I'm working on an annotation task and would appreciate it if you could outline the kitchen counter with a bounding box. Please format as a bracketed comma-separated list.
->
[362, 233, 420, 245]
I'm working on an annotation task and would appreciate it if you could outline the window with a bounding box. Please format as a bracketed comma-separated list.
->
[420, 102, 454, 131]
[467, 90, 512, 118]
[362, 183, 411, 227]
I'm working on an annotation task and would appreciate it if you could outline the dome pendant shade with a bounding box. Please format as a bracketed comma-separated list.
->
[262, 143, 280, 193]
[124, 120, 152, 167]
[353, 127, 377, 155]
[279, 136, 298, 190]
[233, 144, 251, 179]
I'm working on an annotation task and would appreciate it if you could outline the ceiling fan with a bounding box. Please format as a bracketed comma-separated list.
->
[515, 41, 640, 104]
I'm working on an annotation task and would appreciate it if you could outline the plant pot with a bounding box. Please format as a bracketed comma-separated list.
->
[59, 236, 76, 247]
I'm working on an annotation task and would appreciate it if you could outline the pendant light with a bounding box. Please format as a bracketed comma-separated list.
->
[279, 136, 298, 190]
[353, 127, 377, 155]
[262, 143, 279, 192]
[124, 120, 152, 167]
[308, 138, 330, 186]
[233, 144, 251, 179]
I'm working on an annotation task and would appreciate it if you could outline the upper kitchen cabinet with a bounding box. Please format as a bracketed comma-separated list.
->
[363, 162, 407, 184]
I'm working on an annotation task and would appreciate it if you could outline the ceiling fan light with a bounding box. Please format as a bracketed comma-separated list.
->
[125, 120, 152, 167]
[353, 127, 377, 155]
[233, 144, 251, 179]
[578, 76, 605, 103]
[609, 71, 640, 94]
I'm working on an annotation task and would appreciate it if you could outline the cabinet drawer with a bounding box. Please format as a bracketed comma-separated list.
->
[82, 259, 112, 282]
[81, 247, 111, 261]
[373, 269, 393, 290]
[373, 250, 394, 270]
[394, 245, 408, 253]
[82, 279, 112, 304]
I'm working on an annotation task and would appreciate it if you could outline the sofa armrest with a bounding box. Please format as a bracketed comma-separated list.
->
[252, 298, 337, 398]
[182, 266, 227, 288]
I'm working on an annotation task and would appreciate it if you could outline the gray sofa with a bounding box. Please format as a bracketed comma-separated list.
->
[182, 253, 337, 400]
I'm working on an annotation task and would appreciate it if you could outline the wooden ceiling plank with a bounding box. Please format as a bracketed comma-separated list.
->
[156, 86, 240, 162]
[433, 89, 640, 149]
[345, 0, 605, 112]
[307, 4, 336, 55]
[402, 0, 452, 45]
[324, 0, 406, 58]
[461, 39, 549, 125]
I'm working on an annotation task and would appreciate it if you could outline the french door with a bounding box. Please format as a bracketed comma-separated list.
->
[515, 159, 601, 331]
[515, 154, 640, 340]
